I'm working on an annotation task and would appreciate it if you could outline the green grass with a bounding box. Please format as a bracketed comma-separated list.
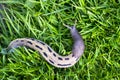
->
[0, 0, 120, 80]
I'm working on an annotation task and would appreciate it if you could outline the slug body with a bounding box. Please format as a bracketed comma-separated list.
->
[5, 25, 85, 68]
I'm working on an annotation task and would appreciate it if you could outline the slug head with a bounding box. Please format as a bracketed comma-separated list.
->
[63, 23, 78, 34]
[63, 23, 85, 58]
[63, 23, 80, 40]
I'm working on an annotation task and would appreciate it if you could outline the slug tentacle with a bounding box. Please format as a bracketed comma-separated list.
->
[1, 24, 85, 68]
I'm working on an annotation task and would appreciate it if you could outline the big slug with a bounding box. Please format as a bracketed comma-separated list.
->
[1, 24, 85, 68]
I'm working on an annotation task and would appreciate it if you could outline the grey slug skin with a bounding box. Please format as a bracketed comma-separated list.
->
[6, 26, 85, 68]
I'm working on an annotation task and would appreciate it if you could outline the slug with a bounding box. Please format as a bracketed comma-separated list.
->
[1, 24, 85, 68]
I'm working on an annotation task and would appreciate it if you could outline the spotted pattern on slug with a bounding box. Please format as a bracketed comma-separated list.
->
[35, 45, 43, 50]
[21, 40, 24, 42]
[57, 63, 71, 66]
[49, 59, 54, 64]
[37, 40, 45, 45]
[16, 40, 19, 42]
[53, 53, 56, 57]
[5, 24, 85, 68]
[58, 57, 63, 60]
[27, 41, 32, 45]
[65, 58, 69, 60]
[47, 47, 52, 52]
[30, 38, 35, 41]
[43, 52, 48, 57]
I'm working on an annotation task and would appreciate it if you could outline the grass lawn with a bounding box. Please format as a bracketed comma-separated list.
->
[0, 0, 120, 80]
